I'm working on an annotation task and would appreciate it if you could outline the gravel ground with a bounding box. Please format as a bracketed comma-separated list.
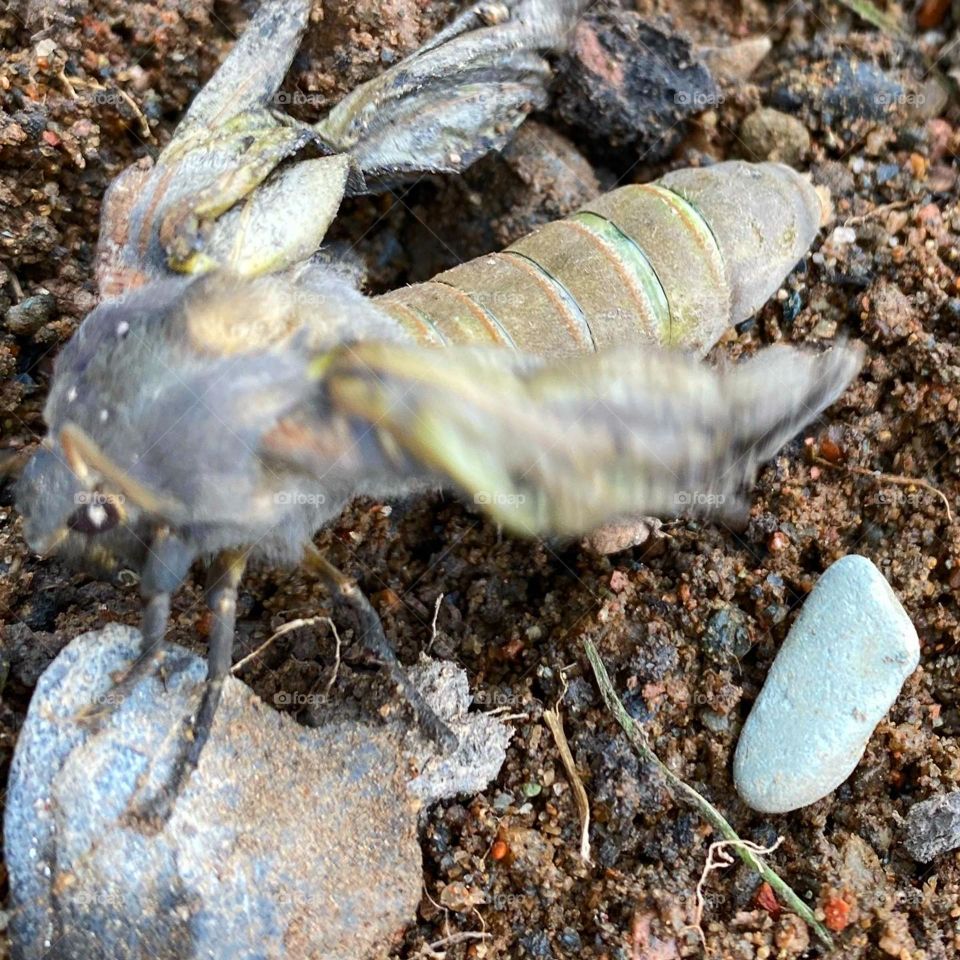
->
[2, 0, 960, 957]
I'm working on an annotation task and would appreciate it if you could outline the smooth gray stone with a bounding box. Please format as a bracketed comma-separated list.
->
[5, 625, 511, 960]
[733, 554, 919, 814]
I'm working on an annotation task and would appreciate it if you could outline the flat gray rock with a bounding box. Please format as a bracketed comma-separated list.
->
[5, 625, 511, 960]
[733, 554, 919, 814]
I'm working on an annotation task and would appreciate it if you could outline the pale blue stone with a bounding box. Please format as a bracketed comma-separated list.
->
[734, 555, 919, 813]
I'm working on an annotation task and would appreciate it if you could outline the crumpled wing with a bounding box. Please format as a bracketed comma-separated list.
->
[95, 114, 337, 293]
[96, 0, 585, 292]
[309, 341, 864, 537]
[315, 0, 586, 188]
[95, 0, 328, 292]
[179, 0, 313, 131]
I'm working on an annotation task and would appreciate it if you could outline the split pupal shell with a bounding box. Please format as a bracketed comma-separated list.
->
[374, 161, 822, 358]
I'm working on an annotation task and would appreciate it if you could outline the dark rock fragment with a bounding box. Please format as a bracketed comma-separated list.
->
[554, 11, 717, 159]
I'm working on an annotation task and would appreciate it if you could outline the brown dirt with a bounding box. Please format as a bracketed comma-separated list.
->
[2, 1, 960, 958]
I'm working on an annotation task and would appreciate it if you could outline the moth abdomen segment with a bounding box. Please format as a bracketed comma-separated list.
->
[375, 160, 822, 359]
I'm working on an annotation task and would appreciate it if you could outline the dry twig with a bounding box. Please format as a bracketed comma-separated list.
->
[427, 592, 444, 652]
[231, 616, 330, 674]
[688, 838, 783, 944]
[322, 619, 342, 697]
[842, 199, 911, 227]
[816, 456, 954, 524]
[60, 73, 152, 139]
[543, 673, 591, 863]
[584, 638, 833, 949]
[421, 931, 492, 958]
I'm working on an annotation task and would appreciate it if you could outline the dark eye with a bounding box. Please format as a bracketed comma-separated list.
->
[67, 495, 122, 535]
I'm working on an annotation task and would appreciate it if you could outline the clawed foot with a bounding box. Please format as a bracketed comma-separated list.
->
[122, 674, 224, 831]
[73, 645, 169, 733]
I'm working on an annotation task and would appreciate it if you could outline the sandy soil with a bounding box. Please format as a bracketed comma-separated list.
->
[2, 0, 960, 957]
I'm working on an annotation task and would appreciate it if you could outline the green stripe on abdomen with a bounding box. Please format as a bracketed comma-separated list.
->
[374, 179, 731, 357]
[581, 183, 729, 352]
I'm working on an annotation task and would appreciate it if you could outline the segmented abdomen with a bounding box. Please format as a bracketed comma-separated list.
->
[374, 160, 822, 359]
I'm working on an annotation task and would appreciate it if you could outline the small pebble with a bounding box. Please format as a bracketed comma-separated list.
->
[555, 11, 718, 159]
[701, 709, 731, 734]
[917, 0, 951, 28]
[34, 38, 57, 59]
[876, 162, 900, 184]
[823, 897, 851, 932]
[829, 225, 857, 246]
[733, 555, 919, 813]
[700, 606, 753, 662]
[819, 437, 843, 463]
[3, 293, 56, 336]
[583, 516, 663, 554]
[903, 790, 960, 862]
[771, 56, 904, 124]
[739, 107, 811, 166]
[557, 927, 583, 952]
[812, 317, 838, 339]
[782, 289, 803, 324]
[767, 530, 789, 553]
[700, 36, 771, 81]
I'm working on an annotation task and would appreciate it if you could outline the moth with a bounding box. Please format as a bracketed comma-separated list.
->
[13, 0, 862, 823]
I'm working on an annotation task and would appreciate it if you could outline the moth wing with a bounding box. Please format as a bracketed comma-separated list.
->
[179, 0, 312, 131]
[314, 341, 863, 537]
[316, 0, 586, 188]
[179, 154, 353, 278]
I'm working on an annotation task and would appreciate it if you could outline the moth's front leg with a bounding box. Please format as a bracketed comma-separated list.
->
[74, 530, 194, 730]
[124, 548, 247, 829]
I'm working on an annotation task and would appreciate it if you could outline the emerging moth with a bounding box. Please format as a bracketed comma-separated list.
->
[13, 0, 862, 823]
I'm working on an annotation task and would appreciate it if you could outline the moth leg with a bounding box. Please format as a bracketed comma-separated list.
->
[304, 547, 457, 753]
[184, 549, 247, 782]
[125, 549, 246, 828]
[75, 532, 193, 729]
